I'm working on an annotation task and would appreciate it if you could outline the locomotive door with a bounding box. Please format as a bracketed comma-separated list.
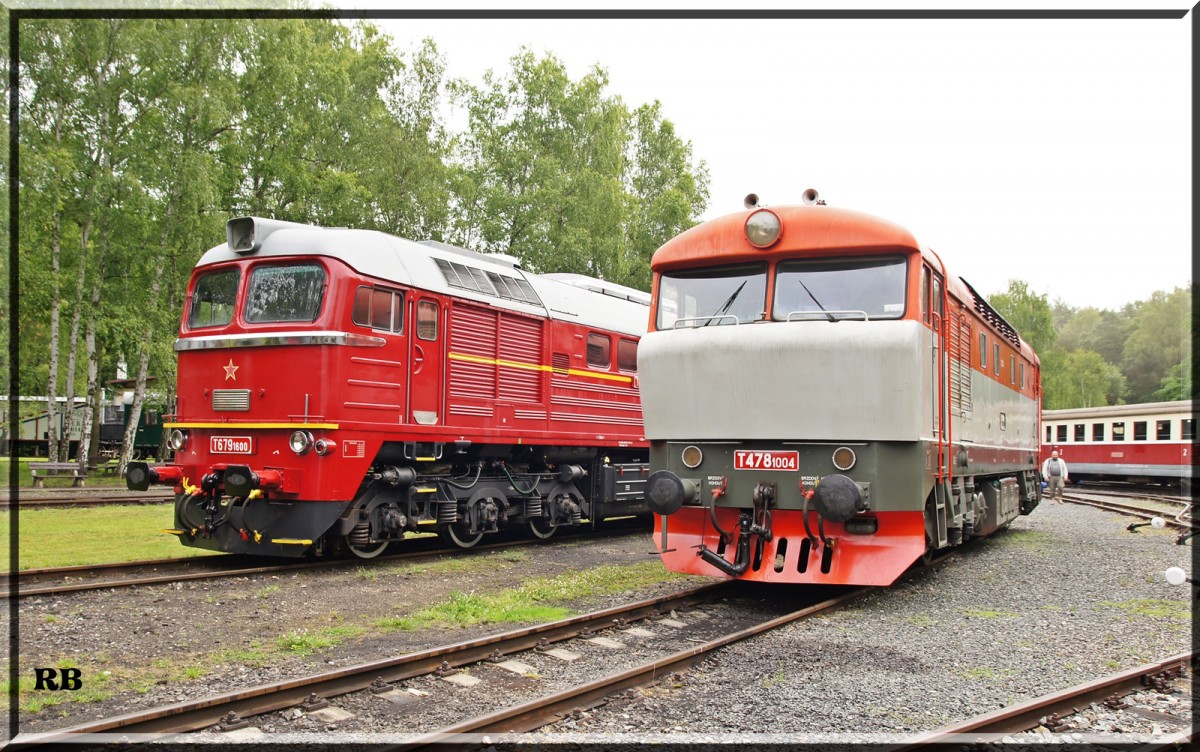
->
[408, 298, 444, 425]
[929, 269, 947, 471]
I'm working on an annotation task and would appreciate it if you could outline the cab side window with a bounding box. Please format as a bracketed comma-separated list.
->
[353, 286, 404, 333]
[587, 333, 611, 369]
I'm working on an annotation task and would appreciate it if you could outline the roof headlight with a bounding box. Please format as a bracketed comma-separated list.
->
[745, 209, 782, 248]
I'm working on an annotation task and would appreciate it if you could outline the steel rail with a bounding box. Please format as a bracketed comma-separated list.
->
[398, 585, 875, 746]
[1063, 494, 1194, 531]
[885, 651, 1194, 749]
[19, 582, 732, 742]
[4, 522, 647, 599]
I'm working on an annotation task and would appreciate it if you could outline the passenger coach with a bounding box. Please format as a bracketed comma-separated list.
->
[641, 192, 1042, 585]
[1041, 400, 1193, 490]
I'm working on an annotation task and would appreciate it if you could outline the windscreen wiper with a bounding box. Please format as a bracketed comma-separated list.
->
[798, 279, 836, 322]
[704, 281, 747, 326]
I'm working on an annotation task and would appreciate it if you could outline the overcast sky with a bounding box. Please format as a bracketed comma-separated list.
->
[356, 1, 1192, 311]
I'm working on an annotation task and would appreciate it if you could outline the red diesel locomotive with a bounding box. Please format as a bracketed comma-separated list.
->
[127, 217, 652, 557]
[640, 192, 1043, 585]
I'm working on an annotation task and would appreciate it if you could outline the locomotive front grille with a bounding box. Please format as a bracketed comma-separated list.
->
[212, 389, 251, 411]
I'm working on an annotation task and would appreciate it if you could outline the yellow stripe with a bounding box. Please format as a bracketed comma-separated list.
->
[164, 422, 339, 430]
[270, 538, 314, 545]
[448, 351, 633, 384]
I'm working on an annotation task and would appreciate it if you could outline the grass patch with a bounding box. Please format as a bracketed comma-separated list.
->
[1096, 599, 1191, 621]
[0, 505, 219, 570]
[382, 552, 522, 577]
[903, 614, 937, 627]
[960, 666, 1014, 682]
[276, 625, 365, 656]
[963, 608, 1019, 619]
[999, 530, 1055, 551]
[377, 561, 684, 631]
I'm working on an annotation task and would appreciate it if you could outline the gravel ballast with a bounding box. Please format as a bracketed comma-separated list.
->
[10, 501, 1193, 743]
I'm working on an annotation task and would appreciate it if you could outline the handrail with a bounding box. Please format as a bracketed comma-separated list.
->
[784, 309, 871, 321]
[671, 314, 741, 328]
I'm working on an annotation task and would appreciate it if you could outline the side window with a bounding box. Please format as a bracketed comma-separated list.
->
[587, 333, 611, 369]
[416, 301, 438, 341]
[921, 267, 930, 324]
[1056, 424, 1067, 442]
[1074, 424, 1085, 442]
[1182, 419, 1195, 441]
[1019, 363, 1025, 389]
[1092, 423, 1105, 441]
[1133, 421, 1148, 441]
[1112, 422, 1125, 441]
[352, 286, 404, 333]
[188, 268, 240, 328]
[1156, 420, 1171, 440]
[1009, 355, 1017, 385]
[980, 332, 987, 368]
[1045, 425, 1052, 443]
[993, 343, 1000, 376]
[617, 338, 638, 372]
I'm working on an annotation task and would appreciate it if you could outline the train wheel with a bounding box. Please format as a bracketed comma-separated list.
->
[528, 516, 558, 540]
[439, 523, 483, 549]
[345, 538, 389, 559]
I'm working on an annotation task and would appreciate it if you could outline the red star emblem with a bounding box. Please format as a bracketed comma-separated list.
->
[223, 359, 239, 381]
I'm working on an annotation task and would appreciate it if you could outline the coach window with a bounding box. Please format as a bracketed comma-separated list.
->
[658, 264, 766, 328]
[1133, 421, 1148, 441]
[1045, 426, 1052, 443]
[1010, 356, 1017, 385]
[1074, 424, 1085, 442]
[1182, 419, 1195, 440]
[1056, 425, 1067, 442]
[979, 333, 987, 368]
[993, 343, 1000, 376]
[188, 268, 239, 328]
[1019, 363, 1025, 389]
[352, 286, 404, 333]
[1112, 422, 1125, 441]
[416, 301, 438, 341]
[1156, 420, 1171, 441]
[1093, 423, 1105, 441]
[617, 338, 638, 372]
[587, 333, 612, 369]
[244, 263, 326, 323]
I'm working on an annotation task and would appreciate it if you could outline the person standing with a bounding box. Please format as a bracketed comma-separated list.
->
[1041, 450, 1069, 504]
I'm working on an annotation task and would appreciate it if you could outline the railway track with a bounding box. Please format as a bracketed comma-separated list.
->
[1062, 491, 1194, 538]
[3, 519, 649, 599]
[0, 490, 174, 509]
[891, 651, 1194, 748]
[21, 581, 743, 739]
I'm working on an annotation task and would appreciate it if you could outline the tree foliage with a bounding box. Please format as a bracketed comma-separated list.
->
[991, 281, 1192, 410]
[14, 20, 710, 461]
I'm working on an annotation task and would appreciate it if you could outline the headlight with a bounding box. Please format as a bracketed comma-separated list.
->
[681, 445, 703, 469]
[289, 430, 314, 455]
[169, 429, 189, 451]
[745, 209, 782, 248]
[832, 446, 856, 471]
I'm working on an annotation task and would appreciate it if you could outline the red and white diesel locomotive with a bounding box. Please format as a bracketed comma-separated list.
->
[1040, 400, 1193, 490]
[641, 192, 1042, 585]
[126, 217, 652, 557]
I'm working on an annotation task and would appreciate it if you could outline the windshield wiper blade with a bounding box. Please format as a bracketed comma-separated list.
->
[704, 280, 747, 326]
[798, 279, 835, 322]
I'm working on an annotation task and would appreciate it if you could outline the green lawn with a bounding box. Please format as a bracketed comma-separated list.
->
[2, 456, 130, 489]
[0, 505, 218, 570]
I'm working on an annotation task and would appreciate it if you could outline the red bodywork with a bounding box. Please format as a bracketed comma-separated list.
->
[167, 255, 646, 505]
